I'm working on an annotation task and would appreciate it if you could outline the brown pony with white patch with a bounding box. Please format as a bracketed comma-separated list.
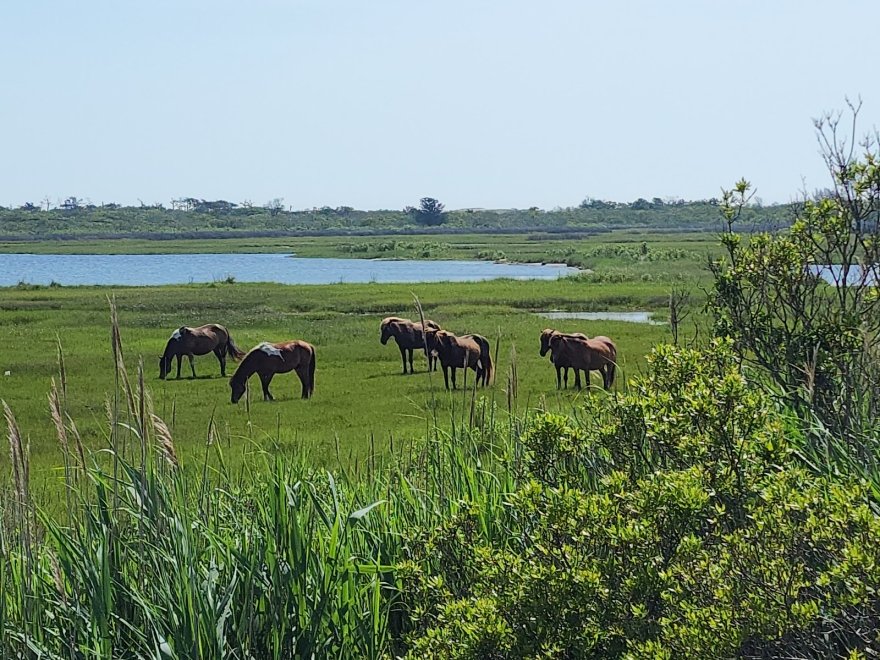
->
[229, 340, 316, 403]
[159, 324, 245, 380]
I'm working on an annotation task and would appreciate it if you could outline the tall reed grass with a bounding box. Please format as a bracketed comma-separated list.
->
[0, 299, 530, 658]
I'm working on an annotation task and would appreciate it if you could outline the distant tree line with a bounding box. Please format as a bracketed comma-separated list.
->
[0, 194, 794, 240]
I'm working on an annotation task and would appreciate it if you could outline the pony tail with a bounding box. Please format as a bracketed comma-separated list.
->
[308, 346, 316, 397]
[227, 335, 246, 361]
[483, 342, 493, 385]
[475, 336, 492, 386]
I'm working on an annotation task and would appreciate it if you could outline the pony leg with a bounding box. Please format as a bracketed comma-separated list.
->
[175, 355, 182, 379]
[408, 348, 415, 374]
[574, 369, 582, 390]
[555, 365, 562, 389]
[398, 344, 408, 374]
[259, 373, 274, 401]
[451, 368, 457, 390]
[442, 365, 450, 390]
[215, 348, 226, 377]
[188, 354, 196, 379]
[295, 366, 310, 399]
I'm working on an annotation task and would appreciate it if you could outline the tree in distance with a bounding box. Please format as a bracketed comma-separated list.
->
[406, 197, 446, 226]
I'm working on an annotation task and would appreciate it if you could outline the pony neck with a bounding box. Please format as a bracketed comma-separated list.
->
[231, 351, 260, 384]
[162, 339, 179, 361]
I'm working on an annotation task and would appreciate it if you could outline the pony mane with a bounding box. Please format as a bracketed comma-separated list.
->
[381, 316, 406, 328]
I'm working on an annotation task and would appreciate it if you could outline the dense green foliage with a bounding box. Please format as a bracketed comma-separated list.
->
[709, 111, 880, 485]
[2, 337, 878, 658]
[402, 342, 880, 658]
[0, 199, 792, 240]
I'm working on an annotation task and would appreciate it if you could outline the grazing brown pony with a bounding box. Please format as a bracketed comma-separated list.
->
[539, 328, 589, 389]
[547, 333, 617, 390]
[426, 329, 493, 390]
[229, 341, 316, 403]
[159, 324, 245, 380]
[380, 316, 441, 374]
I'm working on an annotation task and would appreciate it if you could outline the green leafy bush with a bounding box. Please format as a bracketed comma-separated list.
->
[400, 342, 880, 658]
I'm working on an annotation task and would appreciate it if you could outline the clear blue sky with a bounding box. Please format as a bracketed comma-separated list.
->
[2, 1, 878, 210]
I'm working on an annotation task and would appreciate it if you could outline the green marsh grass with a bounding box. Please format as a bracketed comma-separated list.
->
[0, 277, 696, 503]
[0, 300, 535, 657]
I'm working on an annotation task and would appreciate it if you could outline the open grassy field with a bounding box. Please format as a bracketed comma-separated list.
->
[0, 274, 699, 502]
[0, 229, 716, 505]
[0, 229, 720, 271]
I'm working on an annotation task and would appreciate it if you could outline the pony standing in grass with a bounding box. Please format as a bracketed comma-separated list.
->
[159, 323, 245, 380]
[229, 340, 316, 403]
[547, 333, 617, 390]
[539, 328, 589, 389]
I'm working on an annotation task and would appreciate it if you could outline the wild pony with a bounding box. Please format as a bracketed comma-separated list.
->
[426, 329, 493, 390]
[539, 328, 589, 389]
[379, 316, 441, 374]
[159, 324, 245, 380]
[229, 340, 316, 403]
[547, 333, 617, 390]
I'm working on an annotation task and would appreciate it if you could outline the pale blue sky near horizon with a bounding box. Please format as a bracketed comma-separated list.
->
[2, 1, 878, 210]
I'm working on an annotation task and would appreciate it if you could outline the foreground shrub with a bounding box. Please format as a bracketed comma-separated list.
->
[401, 342, 880, 658]
[709, 105, 880, 451]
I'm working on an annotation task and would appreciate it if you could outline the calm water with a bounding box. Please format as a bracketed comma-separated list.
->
[0, 253, 577, 287]
[811, 264, 878, 286]
[537, 311, 664, 324]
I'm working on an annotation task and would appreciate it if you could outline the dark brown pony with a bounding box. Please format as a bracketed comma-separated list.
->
[380, 316, 441, 373]
[426, 329, 493, 390]
[547, 333, 617, 390]
[159, 324, 245, 379]
[539, 328, 589, 389]
[229, 340, 316, 403]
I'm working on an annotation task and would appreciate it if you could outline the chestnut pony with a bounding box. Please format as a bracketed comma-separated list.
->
[380, 316, 441, 373]
[425, 329, 493, 390]
[229, 340, 316, 403]
[539, 328, 589, 389]
[547, 333, 617, 390]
